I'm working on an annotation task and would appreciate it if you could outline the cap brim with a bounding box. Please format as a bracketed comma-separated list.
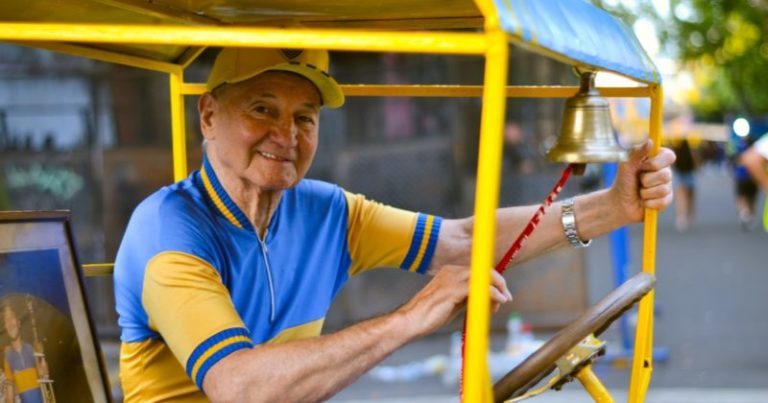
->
[270, 64, 345, 108]
[220, 63, 345, 108]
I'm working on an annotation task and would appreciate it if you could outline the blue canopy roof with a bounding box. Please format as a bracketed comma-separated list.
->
[495, 0, 660, 84]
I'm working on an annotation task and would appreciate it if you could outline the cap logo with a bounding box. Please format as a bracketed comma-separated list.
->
[280, 49, 304, 60]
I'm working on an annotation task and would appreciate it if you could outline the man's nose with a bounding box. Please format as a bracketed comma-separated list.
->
[271, 117, 298, 147]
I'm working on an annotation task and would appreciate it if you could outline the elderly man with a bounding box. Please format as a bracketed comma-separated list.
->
[114, 47, 675, 402]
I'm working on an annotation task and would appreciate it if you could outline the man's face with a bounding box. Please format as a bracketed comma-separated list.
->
[3, 307, 19, 341]
[199, 71, 322, 191]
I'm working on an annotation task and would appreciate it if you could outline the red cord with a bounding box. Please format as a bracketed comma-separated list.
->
[459, 163, 574, 401]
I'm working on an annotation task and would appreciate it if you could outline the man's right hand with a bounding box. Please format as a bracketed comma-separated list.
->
[398, 265, 512, 338]
[203, 266, 511, 402]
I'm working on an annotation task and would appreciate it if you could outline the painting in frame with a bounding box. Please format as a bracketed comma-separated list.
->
[0, 211, 110, 402]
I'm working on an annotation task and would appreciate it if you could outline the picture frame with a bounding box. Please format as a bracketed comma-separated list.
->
[0, 211, 111, 403]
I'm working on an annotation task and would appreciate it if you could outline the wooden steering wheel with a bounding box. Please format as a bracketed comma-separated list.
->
[493, 272, 656, 402]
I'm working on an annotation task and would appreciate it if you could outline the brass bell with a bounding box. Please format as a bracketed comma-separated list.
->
[547, 70, 628, 170]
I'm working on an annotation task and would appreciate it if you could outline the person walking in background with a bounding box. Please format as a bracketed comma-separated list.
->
[728, 134, 760, 231]
[671, 138, 698, 232]
[739, 132, 768, 231]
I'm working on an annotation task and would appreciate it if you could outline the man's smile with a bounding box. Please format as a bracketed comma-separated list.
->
[256, 150, 293, 162]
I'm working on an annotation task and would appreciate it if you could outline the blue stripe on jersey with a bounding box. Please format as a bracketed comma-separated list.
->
[400, 213, 426, 269]
[186, 327, 253, 390]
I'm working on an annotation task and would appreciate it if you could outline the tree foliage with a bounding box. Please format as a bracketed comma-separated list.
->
[593, 0, 768, 120]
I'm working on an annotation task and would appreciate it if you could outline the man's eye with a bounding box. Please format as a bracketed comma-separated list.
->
[253, 105, 270, 114]
[297, 116, 315, 125]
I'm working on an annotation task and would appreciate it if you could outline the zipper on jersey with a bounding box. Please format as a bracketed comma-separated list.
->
[257, 231, 276, 323]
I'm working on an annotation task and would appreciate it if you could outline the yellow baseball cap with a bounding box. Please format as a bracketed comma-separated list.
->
[206, 47, 345, 108]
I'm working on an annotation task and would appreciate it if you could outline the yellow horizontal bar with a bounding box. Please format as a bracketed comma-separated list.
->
[83, 263, 114, 277]
[182, 83, 651, 98]
[12, 41, 180, 73]
[0, 23, 488, 55]
[181, 83, 207, 95]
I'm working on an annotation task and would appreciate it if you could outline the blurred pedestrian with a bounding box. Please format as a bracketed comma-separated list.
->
[503, 121, 533, 175]
[728, 134, 760, 231]
[671, 138, 698, 231]
[739, 132, 768, 231]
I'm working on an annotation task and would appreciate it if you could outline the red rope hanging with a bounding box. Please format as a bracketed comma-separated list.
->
[459, 163, 574, 401]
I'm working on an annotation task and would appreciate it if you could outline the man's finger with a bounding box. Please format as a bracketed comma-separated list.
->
[490, 270, 512, 301]
[643, 194, 674, 210]
[641, 148, 676, 171]
[640, 182, 673, 200]
[490, 285, 510, 303]
[640, 169, 672, 188]
[628, 139, 652, 163]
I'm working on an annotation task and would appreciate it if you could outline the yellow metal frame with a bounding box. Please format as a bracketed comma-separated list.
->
[0, 23, 489, 54]
[0, 7, 661, 402]
[628, 85, 663, 403]
[575, 365, 614, 403]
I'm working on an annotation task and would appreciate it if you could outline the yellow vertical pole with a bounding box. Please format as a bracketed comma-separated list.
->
[169, 68, 188, 181]
[628, 84, 663, 402]
[463, 30, 508, 403]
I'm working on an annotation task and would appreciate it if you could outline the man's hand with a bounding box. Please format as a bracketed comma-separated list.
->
[398, 265, 512, 338]
[203, 265, 512, 402]
[609, 140, 676, 223]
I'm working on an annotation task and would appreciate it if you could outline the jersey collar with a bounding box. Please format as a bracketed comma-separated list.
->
[199, 157, 256, 232]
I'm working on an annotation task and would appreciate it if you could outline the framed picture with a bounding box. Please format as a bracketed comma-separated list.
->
[0, 211, 110, 403]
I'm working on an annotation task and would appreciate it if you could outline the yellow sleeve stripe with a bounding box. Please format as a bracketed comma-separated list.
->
[408, 215, 434, 272]
[186, 328, 253, 390]
[201, 163, 242, 229]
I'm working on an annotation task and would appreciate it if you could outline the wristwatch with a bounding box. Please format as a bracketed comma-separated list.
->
[561, 197, 592, 248]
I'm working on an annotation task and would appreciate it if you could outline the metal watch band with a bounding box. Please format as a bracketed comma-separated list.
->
[561, 197, 592, 248]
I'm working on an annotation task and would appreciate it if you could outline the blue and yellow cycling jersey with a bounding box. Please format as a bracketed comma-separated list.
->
[114, 157, 442, 401]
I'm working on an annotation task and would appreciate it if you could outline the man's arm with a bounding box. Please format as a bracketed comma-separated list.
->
[740, 146, 768, 192]
[429, 141, 676, 271]
[202, 265, 511, 402]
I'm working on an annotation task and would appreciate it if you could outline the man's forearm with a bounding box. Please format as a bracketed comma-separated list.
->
[432, 189, 628, 270]
[491, 189, 626, 264]
[204, 310, 417, 402]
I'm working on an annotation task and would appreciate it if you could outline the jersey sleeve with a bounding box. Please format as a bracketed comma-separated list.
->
[142, 251, 253, 392]
[344, 191, 442, 276]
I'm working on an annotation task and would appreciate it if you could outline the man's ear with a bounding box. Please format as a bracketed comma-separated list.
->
[198, 93, 217, 140]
